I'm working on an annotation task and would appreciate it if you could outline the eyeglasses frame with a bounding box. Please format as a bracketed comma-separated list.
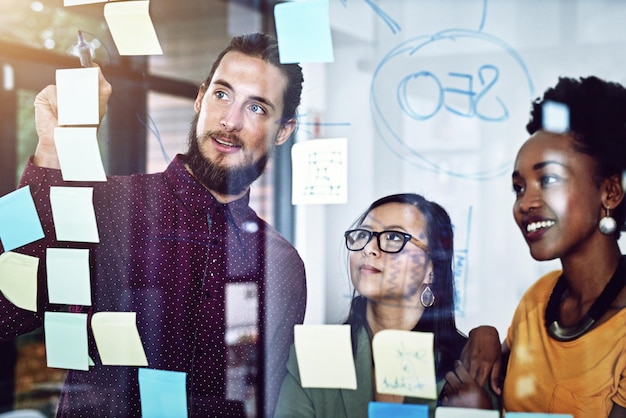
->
[343, 228, 429, 254]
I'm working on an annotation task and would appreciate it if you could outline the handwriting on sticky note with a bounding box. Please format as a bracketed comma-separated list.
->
[291, 138, 348, 205]
[92, 312, 148, 366]
[372, 330, 437, 399]
[0, 252, 39, 312]
[294, 324, 357, 389]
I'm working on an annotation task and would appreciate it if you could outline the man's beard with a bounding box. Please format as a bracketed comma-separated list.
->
[185, 114, 270, 196]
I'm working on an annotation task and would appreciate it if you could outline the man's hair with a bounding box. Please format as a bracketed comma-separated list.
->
[202, 32, 304, 124]
[526, 76, 626, 231]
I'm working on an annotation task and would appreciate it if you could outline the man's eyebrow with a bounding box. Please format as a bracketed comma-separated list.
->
[212, 79, 277, 111]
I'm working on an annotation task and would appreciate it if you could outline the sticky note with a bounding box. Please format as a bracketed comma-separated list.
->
[0, 186, 45, 252]
[55, 127, 107, 182]
[372, 330, 437, 399]
[139, 368, 188, 418]
[104, 0, 163, 56]
[436, 406, 501, 417]
[291, 138, 348, 205]
[0, 252, 39, 312]
[50, 186, 99, 243]
[294, 324, 356, 389]
[369, 402, 428, 418]
[56, 67, 99, 126]
[92, 312, 148, 366]
[274, 0, 334, 63]
[44, 311, 89, 371]
[46, 248, 91, 306]
[542, 100, 569, 133]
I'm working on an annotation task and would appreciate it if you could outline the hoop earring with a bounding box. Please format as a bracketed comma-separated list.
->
[599, 206, 617, 235]
[420, 286, 435, 308]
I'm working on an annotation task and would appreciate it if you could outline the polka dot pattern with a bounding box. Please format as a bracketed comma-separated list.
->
[0, 154, 307, 417]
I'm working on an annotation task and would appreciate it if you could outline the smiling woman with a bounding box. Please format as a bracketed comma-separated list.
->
[462, 76, 626, 418]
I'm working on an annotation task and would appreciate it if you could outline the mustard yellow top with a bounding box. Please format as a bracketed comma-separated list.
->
[505, 270, 626, 417]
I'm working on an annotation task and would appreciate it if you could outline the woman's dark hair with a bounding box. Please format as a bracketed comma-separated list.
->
[344, 193, 464, 379]
[526, 76, 626, 233]
[202, 32, 304, 124]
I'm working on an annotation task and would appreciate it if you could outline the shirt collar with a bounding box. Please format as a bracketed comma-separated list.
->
[164, 154, 256, 228]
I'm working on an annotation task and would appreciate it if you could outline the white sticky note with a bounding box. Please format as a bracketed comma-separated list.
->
[436, 407, 501, 417]
[56, 67, 99, 126]
[0, 252, 39, 312]
[55, 127, 107, 182]
[291, 138, 348, 205]
[104, 0, 163, 56]
[44, 311, 89, 371]
[46, 248, 91, 306]
[92, 312, 148, 366]
[542, 100, 569, 133]
[294, 324, 356, 389]
[274, 0, 334, 63]
[50, 186, 99, 243]
[372, 330, 437, 399]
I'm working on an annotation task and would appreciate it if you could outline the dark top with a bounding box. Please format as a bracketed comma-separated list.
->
[0, 154, 307, 417]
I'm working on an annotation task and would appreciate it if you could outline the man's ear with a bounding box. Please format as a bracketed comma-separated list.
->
[194, 83, 207, 113]
[274, 118, 296, 146]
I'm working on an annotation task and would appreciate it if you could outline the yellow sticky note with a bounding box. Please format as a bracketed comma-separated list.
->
[294, 324, 356, 389]
[372, 330, 437, 399]
[0, 252, 39, 312]
[104, 0, 163, 56]
[92, 312, 148, 366]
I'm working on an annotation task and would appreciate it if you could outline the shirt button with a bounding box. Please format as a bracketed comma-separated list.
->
[204, 291, 211, 298]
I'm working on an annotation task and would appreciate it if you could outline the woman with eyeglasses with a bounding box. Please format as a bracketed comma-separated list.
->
[274, 193, 493, 417]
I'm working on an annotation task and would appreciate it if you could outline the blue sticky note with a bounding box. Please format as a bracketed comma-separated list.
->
[506, 414, 573, 418]
[139, 368, 188, 418]
[274, 0, 334, 63]
[0, 186, 44, 251]
[368, 402, 429, 418]
[44, 312, 89, 371]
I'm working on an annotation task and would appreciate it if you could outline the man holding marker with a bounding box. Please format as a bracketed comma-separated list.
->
[0, 32, 306, 418]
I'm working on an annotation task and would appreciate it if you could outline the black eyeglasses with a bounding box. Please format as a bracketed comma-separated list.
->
[344, 229, 429, 254]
